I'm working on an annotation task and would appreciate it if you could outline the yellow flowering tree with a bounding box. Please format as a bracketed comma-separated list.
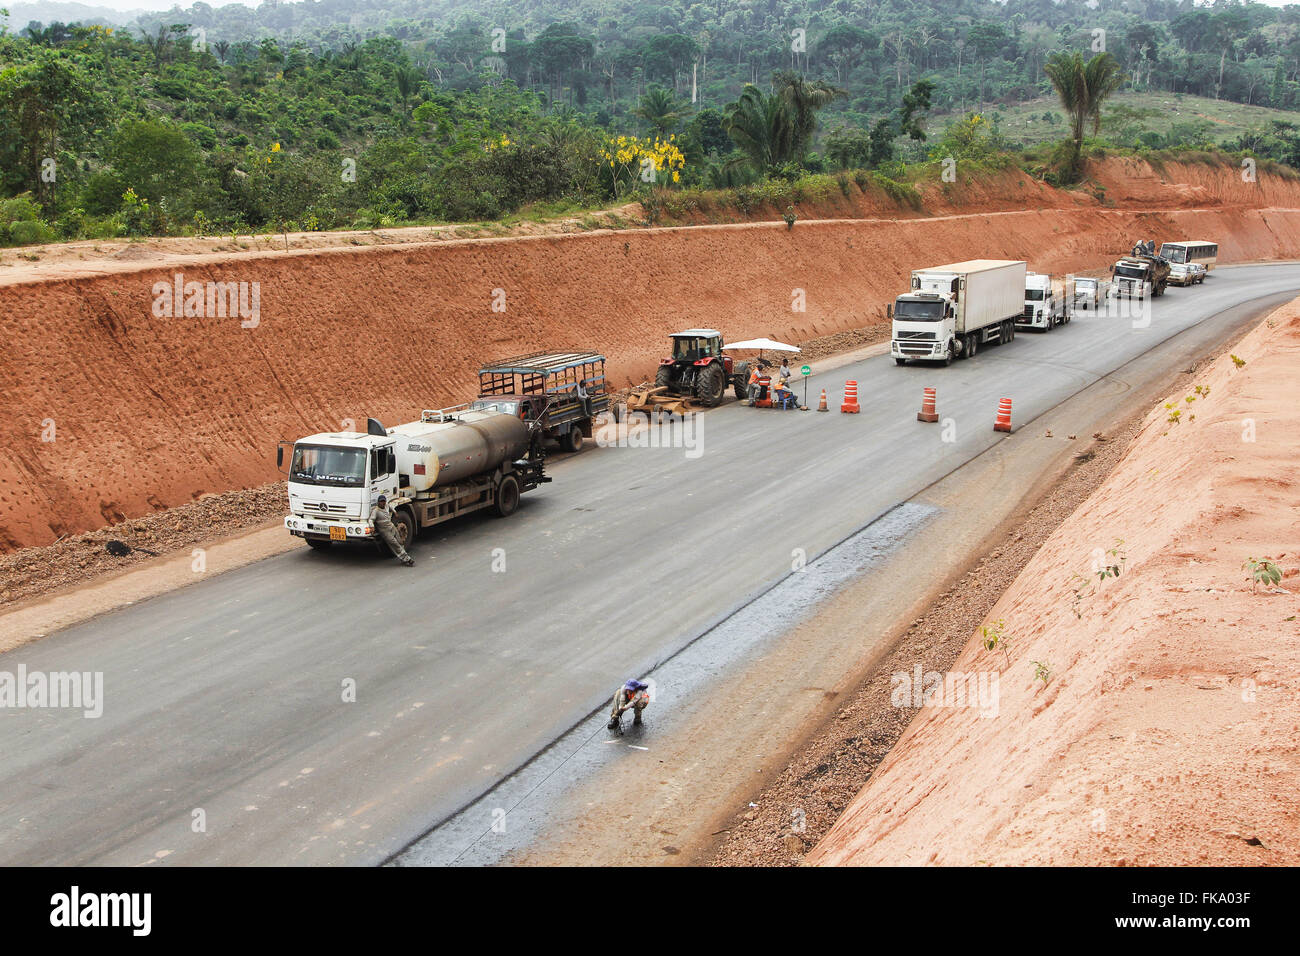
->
[597, 135, 685, 197]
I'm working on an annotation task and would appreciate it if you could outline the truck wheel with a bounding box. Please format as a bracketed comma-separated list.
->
[696, 362, 725, 406]
[654, 365, 675, 391]
[895, 357, 907, 366]
[393, 509, 416, 547]
[496, 475, 520, 517]
[733, 361, 751, 400]
[563, 426, 583, 453]
[306, 538, 331, 551]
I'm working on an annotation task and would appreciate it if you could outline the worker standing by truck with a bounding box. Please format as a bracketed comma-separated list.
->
[370, 495, 415, 567]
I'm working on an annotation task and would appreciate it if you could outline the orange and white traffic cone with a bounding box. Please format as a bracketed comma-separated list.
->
[994, 397, 1013, 432]
[840, 380, 860, 414]
[917, 386, 938, 423]
[817, 388, 829, 412]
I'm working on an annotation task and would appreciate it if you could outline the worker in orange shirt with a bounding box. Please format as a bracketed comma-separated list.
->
[746, 363, 763, 404]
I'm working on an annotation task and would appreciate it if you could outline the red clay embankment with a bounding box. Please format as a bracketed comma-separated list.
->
[3, 158, 1300, 550]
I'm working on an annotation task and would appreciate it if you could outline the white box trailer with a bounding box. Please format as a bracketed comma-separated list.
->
[891, 259, 1027, 365]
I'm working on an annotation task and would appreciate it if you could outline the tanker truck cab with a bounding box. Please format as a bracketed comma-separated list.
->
[282, 427, 400, 549]
[282, 408, 550, 554]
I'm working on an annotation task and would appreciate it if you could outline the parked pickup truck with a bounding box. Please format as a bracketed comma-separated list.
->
[471, 351, 609, 454]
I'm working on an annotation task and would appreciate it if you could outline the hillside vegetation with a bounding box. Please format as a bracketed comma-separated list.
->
[2, 0, 1299, 245]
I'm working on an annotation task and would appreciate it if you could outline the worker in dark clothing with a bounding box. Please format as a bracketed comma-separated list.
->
[576, 379, 593, 417]
[608, 679, 650, 730]
[369, 494, 414, 566]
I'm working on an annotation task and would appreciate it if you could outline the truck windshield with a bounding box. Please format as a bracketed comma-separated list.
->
[472, 399, 519, 415]
[290, 444, 366, 487]
[1114, 266, 1146, 280]
[893, 300, 944, 321]
[1025, 289, 1045, 301]
[672, 337, 714, 360]
[1160, 246, 1187, 263]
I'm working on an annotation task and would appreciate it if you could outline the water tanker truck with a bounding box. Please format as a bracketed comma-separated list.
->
[890, 259, 1027, 365]
[280, 406, 550, 553]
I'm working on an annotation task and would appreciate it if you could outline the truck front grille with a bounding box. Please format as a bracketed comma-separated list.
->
[895, 330, 936, 341]
[302, 502, 348, 514]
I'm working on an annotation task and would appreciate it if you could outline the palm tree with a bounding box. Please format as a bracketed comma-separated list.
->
[771, 71, 847, 160]
[1044, 50, 1124, 182]
[633, 86, 686, 138]
[723, 85, 797, 174]
[394, 65, 423, 115]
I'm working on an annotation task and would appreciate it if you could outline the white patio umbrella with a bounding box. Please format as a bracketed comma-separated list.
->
[722, 338, 801, 358]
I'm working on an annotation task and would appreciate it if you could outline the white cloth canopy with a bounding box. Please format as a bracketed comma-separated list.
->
[721, 338, 801, 352]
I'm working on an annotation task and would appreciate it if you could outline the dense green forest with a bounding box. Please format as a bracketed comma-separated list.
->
[2, 0, 1299, 244]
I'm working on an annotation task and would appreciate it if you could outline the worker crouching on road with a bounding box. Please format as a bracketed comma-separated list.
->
[370, 494, 415, 567]
[608, 679, 650, 730]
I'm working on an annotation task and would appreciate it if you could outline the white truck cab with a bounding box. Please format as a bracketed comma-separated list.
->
[1018, 272, 1062, 330]
[282, 428, 400, 545]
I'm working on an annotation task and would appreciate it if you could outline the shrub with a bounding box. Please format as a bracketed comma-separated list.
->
[8, 219, 57, 245]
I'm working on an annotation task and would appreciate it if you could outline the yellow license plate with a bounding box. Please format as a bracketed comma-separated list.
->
[329, 526, 347, 542]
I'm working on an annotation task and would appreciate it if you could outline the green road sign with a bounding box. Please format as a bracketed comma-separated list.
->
[801, 365, 811, 376]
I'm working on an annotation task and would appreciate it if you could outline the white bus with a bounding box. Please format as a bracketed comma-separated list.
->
[1160, 239, 1217, 271]
[1159, 240, 1217, 286]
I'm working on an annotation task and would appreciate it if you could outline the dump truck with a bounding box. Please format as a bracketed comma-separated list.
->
[1018, 272, 1068, 331]
[472, 351, 608, 454]
[890, 259, 1027, 365]
[280, 407, 549, 553]
[1111, 241, 1170, 299]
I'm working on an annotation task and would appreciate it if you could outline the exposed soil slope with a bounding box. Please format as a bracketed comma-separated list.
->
[810, 299, 1300, 867]
[3, 158, 1300, 550]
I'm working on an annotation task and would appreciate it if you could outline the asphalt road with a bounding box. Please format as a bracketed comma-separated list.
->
[3, 264, 1298, 865]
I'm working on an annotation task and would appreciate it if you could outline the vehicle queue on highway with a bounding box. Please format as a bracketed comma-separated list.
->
[280, 238, 1218, 562]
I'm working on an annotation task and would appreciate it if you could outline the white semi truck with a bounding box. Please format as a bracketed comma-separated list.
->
[1018, 272, 1068, 331]
[280, 407, 549, 553]
[891, 259, 1027, 365]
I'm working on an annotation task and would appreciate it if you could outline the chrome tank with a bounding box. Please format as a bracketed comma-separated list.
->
[389, 410, 528, 492]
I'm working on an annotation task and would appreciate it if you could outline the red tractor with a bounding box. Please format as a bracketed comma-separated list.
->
[654, 329, 749, 407]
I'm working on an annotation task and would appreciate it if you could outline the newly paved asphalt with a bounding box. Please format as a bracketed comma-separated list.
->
[2, 264, 1297, 865]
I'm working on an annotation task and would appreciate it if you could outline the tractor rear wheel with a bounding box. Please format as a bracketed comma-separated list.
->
[733, 361, 751, 400]
[655, 365, 675, 391]
[696, 362, 726, 406]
